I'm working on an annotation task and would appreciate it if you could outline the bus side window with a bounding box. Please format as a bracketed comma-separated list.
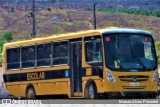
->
[22, 45, 35, 68]
[37, 43, 51, 67]
[53, 41, 69, 65]
[7, 47, 20, 70]
[85, 36, 102, 63]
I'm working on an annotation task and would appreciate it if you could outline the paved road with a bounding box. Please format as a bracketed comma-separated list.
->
[0, 67, 11, 98]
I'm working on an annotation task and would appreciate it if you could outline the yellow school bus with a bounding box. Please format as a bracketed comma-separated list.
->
[2, 27, 159, 99]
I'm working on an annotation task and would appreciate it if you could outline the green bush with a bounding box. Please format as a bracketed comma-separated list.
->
[2, 31, 13, 42]
[0, 31, 13, 62]
[155, 41, 160, 64]
[98, 8, 160, 17]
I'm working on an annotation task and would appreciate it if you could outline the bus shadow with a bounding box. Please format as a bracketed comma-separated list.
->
[36, 95, 69, 99]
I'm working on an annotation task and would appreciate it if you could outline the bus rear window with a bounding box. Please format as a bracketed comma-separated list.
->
[7, 47, 20, 70]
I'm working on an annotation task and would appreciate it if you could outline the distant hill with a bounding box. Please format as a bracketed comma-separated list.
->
[0, 0, 160, 11]
[0, 7, 160, 41]
[1, 0, 160, 63]
[0, 1, 160, 41]
[57, 0, 160, 11]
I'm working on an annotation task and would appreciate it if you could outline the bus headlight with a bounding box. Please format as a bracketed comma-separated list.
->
[152, 71, 159, 82]
[106, 71, 116, 82]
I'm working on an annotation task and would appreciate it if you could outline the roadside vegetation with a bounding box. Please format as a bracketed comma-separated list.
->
[155, 42, 160, 64]
[0, 31, 13, 63]
[99, 8, 160, 17]
[1, 7, 160, 41]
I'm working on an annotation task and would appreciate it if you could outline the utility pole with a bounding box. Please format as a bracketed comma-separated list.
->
[32, 0, 36, 37]
[93, 0, 97, 30]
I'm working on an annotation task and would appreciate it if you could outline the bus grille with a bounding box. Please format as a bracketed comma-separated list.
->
[118, 75, 149, 82]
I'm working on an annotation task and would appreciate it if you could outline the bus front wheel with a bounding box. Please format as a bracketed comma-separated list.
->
[149, 93, 157, 99]
[26, 87, 36, 99]
[84, 80, 98, 99]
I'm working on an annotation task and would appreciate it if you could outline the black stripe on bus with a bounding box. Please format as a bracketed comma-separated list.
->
[3, 70, 70, 83]
[3, 68, 100, 83]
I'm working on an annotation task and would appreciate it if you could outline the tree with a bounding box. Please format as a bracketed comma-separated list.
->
[2, 31, 13, 42]
[0, 31, 13, 62]
[155, 41, 160, 64]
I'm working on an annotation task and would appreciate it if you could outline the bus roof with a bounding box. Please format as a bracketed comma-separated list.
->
[4, 27, 151, 48]
[101, 28, 151, 35]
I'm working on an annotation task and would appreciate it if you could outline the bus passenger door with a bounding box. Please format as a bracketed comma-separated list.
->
[69, 40, 82, 97]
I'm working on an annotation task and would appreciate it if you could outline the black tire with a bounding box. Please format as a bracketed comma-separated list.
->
[103, 93, 109, 99]
[157, 92, 160, 98]
[149, 93, 157, 99]
[84, 79, 98, 99]
[26, 87, 36, 99]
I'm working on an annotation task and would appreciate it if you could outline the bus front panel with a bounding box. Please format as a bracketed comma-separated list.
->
[102, 33, 158, 95]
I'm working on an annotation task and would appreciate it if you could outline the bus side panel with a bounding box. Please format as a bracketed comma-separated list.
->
[94, 79, 104, 93]
[33, 81, 70, 96]
[5, 79, 70, 97]
[5, 84, 26, 97]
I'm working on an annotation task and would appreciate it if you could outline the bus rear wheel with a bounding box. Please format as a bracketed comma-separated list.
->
[26, 87, 36, 99]
[84, 80, 98, 99]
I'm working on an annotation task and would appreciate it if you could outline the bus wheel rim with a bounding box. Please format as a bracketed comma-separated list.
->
[89, 84, 95, 98]
[28, 90, 34, 98]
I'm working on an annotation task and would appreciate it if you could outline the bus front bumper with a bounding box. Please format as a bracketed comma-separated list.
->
[103, 82, 158, 92]
[119, 91, 157, 97]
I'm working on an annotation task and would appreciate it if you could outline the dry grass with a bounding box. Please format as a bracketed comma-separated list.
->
[0, 8, 160, 41]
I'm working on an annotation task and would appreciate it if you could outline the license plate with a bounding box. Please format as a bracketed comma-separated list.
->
[130, 82, 139, 86]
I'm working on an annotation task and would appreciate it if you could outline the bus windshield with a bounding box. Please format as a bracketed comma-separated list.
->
[103, 33, 157, 71]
